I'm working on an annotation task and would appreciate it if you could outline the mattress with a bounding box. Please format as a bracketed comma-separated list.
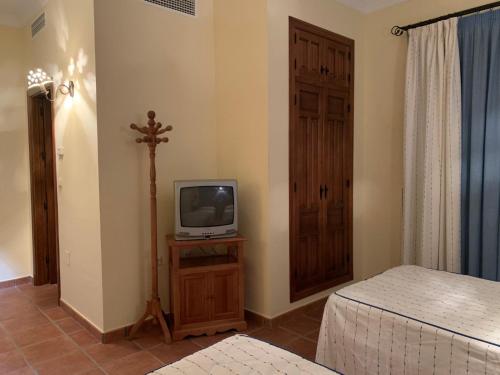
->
[150, 334, 339, 374]
[316, 265, 500, 375]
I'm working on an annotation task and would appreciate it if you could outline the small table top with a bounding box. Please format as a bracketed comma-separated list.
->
[167, 234, 246, 247]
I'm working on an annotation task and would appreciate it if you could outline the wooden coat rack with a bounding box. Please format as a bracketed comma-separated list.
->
[128, 110, 172, 343]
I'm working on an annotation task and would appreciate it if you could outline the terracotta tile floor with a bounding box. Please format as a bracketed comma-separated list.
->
[0, 283, 325, 374]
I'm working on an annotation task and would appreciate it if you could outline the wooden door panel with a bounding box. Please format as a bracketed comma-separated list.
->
[291, 83, 323, 293]
[324, 40, 351, 88]
[29, 97, 50, 285]
[323, 89, 350, 278]
[42, 99, 58, 284]
[294, 29, 323, 82]
[179, 273, 210, 325]
[212, 270, 239, 321]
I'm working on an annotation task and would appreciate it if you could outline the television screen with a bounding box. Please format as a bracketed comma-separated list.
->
[180, 186, 234, 227]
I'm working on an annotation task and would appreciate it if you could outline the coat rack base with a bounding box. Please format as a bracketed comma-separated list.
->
[128, 297, 172, 343]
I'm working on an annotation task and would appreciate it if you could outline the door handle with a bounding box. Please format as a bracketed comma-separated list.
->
[324, 186, 329, 199]
[320, 185, 324, 200]
[320, 65, 325, 74]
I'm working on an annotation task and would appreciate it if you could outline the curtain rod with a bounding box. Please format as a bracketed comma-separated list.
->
[391, 1, 500, 36]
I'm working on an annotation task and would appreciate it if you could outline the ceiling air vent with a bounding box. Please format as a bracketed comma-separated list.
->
[31, 13, 45, 38]
[144, 0, 196, 16]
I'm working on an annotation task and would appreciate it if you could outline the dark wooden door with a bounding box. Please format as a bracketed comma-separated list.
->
[322, 88, 352, 280]
[291, 82, 324, 292]
[28, 95, 58, 286]
[323, 39, 351, 88]
[289, 17, 354, 302]
[211, 269, 239, 321]
[179, 272, 211, 325]
[294, 28, 323, 83]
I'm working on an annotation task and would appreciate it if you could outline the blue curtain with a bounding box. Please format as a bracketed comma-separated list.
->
[459, 10, 500, 280]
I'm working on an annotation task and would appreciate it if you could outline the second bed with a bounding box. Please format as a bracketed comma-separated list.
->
[316, 265, 500, 374]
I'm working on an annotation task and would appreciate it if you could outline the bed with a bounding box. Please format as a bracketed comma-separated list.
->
[316, 265, 500, 374]
[150, 334, 339, 374]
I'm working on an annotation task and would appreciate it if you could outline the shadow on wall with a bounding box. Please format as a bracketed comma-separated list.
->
[237, 182, 269, 314]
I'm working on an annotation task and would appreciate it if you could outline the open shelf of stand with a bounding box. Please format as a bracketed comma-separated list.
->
[179, 255, 238, 269]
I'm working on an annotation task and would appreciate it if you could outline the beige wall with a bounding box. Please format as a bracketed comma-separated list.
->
[214, 0, 271, 316]
[266, 0, 369, 318]
[28, 0, 104, 330]
[0, 26, 32, 282]
[94, 0, 218, 332]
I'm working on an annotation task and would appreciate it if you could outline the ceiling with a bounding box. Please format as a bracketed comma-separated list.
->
[0, 0, 407, 28]
[336, 0, 408, 14]
[0, 0, 46, 28]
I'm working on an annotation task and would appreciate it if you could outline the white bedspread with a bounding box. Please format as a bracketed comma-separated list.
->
[151, 335, 338, 374]
[316, 265, 500, 375]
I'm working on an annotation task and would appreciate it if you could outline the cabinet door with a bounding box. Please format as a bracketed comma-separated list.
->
[293, 28, 323, 83]
[290, 82, 324, 298]
[322, 88, 352, 280]
[179, 273, 210, 325]
[211, 270, 239, 321]
[323, 40, 351, 89]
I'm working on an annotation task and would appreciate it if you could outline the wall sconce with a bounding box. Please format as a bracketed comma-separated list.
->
[27, 68, 74, 102]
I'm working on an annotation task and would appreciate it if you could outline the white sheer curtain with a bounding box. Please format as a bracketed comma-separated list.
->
[402, 19, 461, 272]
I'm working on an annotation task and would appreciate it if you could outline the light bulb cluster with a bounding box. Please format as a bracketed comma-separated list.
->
[27, 68, 52, 86]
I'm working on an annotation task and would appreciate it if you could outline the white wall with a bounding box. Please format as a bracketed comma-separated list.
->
[28, 0, 104, 330]
[94, 0, 218, 332]
[0, 25, 32, 282]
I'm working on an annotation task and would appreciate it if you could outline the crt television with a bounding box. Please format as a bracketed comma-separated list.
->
[174, 180, 238, 240]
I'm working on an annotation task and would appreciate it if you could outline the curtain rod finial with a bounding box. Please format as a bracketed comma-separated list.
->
[391, 26, 406, 36]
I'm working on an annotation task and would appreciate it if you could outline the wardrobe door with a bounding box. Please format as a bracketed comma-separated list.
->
[290, 82, 324, 299]
[289, 17, 354, 302]
[322, 89, 352, 281]
[294, 28, 324, 83]
[323, 39, 351, 89]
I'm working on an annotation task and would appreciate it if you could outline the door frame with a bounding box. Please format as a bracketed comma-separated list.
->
[27, 84, 60, 298]
[289, 17, 354, 302]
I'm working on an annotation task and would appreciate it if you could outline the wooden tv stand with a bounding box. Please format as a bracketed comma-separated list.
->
[167, 235, 247, 341]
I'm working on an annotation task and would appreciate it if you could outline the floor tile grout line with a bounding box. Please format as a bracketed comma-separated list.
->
[12, 283, 109, 375]
[38, 305, 110, 375]
[6, 284, 62, 374]
[4, 282, 322, 373]
[272, 321, 321, 345]
[1, 302, 41, 375]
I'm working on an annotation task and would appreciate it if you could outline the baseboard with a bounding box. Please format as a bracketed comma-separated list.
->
[59, 299, 103, 341]
[245, 297, 328, 328]
[61, 297, 327, 344]
[60, 299, 160, 344]
[0, 276, 33, 289]
[101, 316, 162, 343]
